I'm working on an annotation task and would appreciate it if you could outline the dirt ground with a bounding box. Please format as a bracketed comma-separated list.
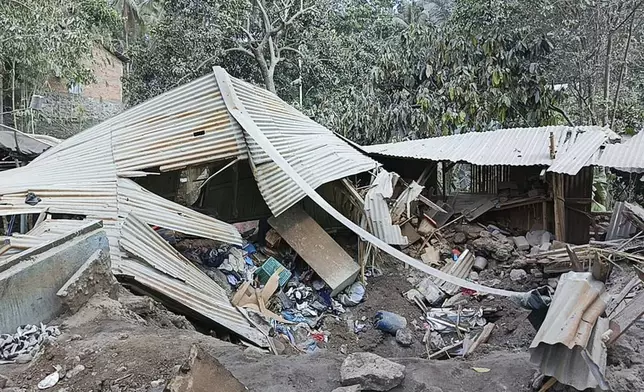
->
[3, 255, 644, 391]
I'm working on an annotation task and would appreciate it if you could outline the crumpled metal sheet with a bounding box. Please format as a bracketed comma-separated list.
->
[530, 272, 610, 390]
[364, 126, 615, 176]
[595, 131, 644, 173]
[363, 169, 408, 245]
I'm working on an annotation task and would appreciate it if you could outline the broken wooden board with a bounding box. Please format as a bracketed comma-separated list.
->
[609, 289, 644, 344]
[268, 205, 360, 296]
[401, 222, 421, 246]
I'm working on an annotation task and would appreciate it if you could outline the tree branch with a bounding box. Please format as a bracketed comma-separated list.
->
[254, 0, 272, 36]
[611, 0, 643, 33]
[225, 46, 254, 58]
[278, 46, 302, 57]
[272, 3, 315, 35]
[549, 105, 575, 127]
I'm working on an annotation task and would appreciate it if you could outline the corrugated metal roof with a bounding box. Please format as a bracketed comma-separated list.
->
[225, 73, 379, 216]
[595, 132, 644, 173]
[530, 272, 609, 390]
[0, 124, 53, 157]
[117, 214, 267, 346]
[363, 169, 408, 245]
[364, 126, 613, 175]
[0, 67, 379, 345]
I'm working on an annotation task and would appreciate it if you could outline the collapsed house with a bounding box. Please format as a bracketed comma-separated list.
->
[362, 126, 629, 244]
[0, 68, 380, 346]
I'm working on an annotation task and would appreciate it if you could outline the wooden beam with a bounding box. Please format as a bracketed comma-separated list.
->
[606, 277, 640, 317]
[609, 289, 644, 344]
[565, 244, 584, 272]
[553, 173, 566, 242]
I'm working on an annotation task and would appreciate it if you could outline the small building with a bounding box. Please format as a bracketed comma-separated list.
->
[363, 126, 624, 244]
[40, 45, 126, 138]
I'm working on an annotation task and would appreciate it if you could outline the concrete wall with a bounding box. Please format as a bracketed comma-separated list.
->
[0, 223, 109, 332]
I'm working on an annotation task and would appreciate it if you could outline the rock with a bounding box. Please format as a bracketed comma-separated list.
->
[150, 379, 165, 388]
[57, 388, 70, 392]
[512, 236, 530, 251]
[118, 333, 129, 340]
[453, 232, 467, 245]
[471, 232, 514, 262]
[469, 271, 479, 281]
[416, 277, 445, 305]
[510, 269, 528, 281]
[340, 352, 405, 391]
[395, 328, 413, 347]
[271, 337, 286, 355]
[0, 374, 9, 389]
[428, 332, 445, 351]
[56, 249, 116, 313]
[166, 345, 247, 392]
[540, 232, 552, 246]
[473, 256, 488, 271]
[204, 269, 233, 297]
[14, 353, 33, 364]
[547, 278, 559, 289]
[332, 385, 362, 392]
[539, 243, 551, 252]
[529, 246, 540, 256]
[551, 240, 566, 249]
[443, 292, 467, 307]
[66, 364, 85, 379]
[530, 268, 543, 279]
[116, 366, 127, 372]
[69, 334, 82, 341]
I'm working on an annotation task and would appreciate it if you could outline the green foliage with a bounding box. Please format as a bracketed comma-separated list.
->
[1, 0, 120, 86]
[312, 0, 561, 143]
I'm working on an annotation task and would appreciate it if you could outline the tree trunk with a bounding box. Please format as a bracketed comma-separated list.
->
[602, 32, 612, 126]
[611, 15, 635, 129]
[264, 68, 276, 93]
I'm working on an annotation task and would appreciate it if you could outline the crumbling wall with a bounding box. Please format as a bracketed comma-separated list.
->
[0, 225, 109, 332]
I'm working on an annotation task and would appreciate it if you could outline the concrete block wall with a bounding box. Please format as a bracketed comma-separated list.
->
[0, 224, 109, 332]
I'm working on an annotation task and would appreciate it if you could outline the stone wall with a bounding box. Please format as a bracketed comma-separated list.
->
[37, 45, 125, 139]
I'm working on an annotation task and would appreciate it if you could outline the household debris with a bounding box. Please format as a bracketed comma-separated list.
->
[0, 324, 60, 364]
[340, 352, 405, 391]
[268, 206, 360, 295]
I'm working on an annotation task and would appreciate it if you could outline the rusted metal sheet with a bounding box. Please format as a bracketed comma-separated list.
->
[364, 126, 614, 175]
[530, 272, 609, 390]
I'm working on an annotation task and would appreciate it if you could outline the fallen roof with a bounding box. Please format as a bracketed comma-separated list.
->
[0, 124, 55, 157]
[594, 131, 644, 173]
[0, 67, 378, 346]
[530, 272, 610, 390]
[363, 126, 614, 175]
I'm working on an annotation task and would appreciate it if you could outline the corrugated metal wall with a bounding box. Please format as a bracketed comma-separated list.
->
[564, 166, 593, 244]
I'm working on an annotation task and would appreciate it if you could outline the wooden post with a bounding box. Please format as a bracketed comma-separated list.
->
[553, 173, 566, 242]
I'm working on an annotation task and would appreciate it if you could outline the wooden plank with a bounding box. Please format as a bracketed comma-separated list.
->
[268, 205, 360, 296]
[606, 277, 640, 317]
[553, 173, 566, 242]
[609, 289, 644, 344]
[565, 244, 584, 272]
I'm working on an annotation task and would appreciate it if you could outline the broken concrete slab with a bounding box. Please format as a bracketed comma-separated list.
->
[268, 205, 360, 296]
[340, 352, 405, 391]
[512, 236, 530, 251]
[57, 249, 116, 314]
[166, 344, 247, 392]
[0, 222, 109, 332]
[509, 269, 528, 281]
